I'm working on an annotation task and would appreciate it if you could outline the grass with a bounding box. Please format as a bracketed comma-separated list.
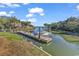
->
[0, 32, 48, 56]
[61, 34, 79, 42]
[0, 32, 23, 41]
[52, 30, 66, 34]
[52, 30, 79, 42]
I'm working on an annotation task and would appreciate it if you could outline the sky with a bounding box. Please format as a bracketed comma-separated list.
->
[0, 3, 79, 26]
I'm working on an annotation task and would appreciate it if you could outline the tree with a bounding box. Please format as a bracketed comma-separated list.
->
[44, 23, 51, 31]
[0, 16, 34, 32]
[44, 16, 79, 33]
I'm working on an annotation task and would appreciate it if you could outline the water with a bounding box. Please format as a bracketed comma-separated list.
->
[22, 28, 79, 56]
[22, 32, 79, 56]
[42, 34, 79, 56]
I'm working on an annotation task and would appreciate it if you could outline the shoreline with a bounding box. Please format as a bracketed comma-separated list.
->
[51, 30, 79, 42]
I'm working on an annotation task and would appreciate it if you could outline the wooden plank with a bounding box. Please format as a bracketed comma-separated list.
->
[17, 31, 52, 43]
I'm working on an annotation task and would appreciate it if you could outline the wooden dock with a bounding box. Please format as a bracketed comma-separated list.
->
[35, 35, 52, 43]
[17, 31, 52, 43]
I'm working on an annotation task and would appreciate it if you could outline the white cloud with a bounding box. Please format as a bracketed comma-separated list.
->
[76, 5, 79, 10]
[6, 3, 20, 7]
[40, 13, 45, 16]
[0, 11, 11, 16]
[26, 7, 45, 18]
[0, 3, 29, 8]
[0, 11, 14, 17]
[29, 7, 44, 13]
[0, 3, 21, 7]
[9, 11, 15, 14]
[26, 13, 33, 17]
[23, 3, 29, 5]
[27, 18, 36, 22]
[28, 7, 45, 16]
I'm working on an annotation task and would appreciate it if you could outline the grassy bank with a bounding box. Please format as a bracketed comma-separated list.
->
[0, 32, 48, 56]
[0, 32, 23, 41]
[52, 30, 79, 42]
[61, 34, 79, 42]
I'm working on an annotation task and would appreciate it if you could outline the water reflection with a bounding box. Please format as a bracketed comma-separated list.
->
[23, 32, 79, 56]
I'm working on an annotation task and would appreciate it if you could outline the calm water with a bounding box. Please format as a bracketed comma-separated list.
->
[22, 32, 79, 56]
[22, 28, 79, 56]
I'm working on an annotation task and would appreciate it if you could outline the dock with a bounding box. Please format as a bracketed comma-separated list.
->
[17, 31, 52, 43]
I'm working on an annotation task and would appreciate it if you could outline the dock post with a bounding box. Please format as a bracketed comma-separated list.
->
[38, 27, 41, 39]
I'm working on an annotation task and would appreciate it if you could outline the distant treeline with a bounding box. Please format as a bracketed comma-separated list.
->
[0, 16, 34, 32]
[44, 16, 79, 33]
